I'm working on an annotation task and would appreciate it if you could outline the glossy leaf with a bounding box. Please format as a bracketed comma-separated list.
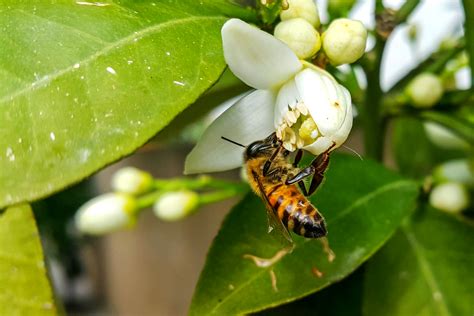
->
[256, 267, 364, 316]
[363, 208, 474, 316]
[0, 204, 57, 315]
[189, 155, 419, 315]
[0, 1, 255, 208]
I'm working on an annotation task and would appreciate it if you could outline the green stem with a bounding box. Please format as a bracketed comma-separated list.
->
[136, 190, 164, 209]
[362, 39, 386, 161]
[199, 189, 244, 205]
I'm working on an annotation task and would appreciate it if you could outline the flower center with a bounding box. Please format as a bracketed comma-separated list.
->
[276, 101, 321, 151]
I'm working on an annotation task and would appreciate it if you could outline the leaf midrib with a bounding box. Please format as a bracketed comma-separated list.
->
[402, 227, 452, 316]
[203, 180, 415, 315]
[0, 15, 225, 104]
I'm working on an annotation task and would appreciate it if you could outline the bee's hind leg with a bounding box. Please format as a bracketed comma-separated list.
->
[307, 142, 336, 196]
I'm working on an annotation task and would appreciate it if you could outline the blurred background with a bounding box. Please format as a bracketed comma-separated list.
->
[30, 0, 470, 315]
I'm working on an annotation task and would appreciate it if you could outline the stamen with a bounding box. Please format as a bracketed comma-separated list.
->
[296, 102, 308, 116]
[283, 141, 295, 151]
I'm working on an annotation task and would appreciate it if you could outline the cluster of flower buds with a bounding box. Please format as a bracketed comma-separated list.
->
[75, 168, 244, 235]
[274, 0, 367, 65]
[429, 159, 473, 213]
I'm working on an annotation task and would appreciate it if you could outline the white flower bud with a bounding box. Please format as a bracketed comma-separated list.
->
[274, 64, 353, 155]
[322, 18, 367, 66]
[75, 193, 137, 235]
[423, 122, 469, 150]
[280, 0, 320, 27]
[153, 190, 199, 221]
[429, 182, 470, 213]
[274, 18, 321, 59]
[406, 73, 444, 108]
[433, 159, 474, 187]
[111, 167, 153, 195]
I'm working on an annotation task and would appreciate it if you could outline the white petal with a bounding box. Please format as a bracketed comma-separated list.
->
[222, 19, 302, 90]
[331, 86, 353, 146]
[274, 78, 300, 127]
[295, 68, 347, 135]
[184, 90, 276, 174]
[302, 136, 333, 155]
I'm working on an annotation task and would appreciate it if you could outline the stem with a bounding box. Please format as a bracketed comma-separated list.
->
[136, 190, 164, 209]
[199, 190, 243, 205]
[362, 39, 386, 161]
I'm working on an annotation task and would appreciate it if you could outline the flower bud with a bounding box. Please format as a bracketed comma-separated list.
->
[111, 167, 153, 195]
[423, 122, 469, 150]
[75, 193, 137, 235]
[406, 73, 444, 108]
[153, 190, 199, 221]
[429, 182, 470, 213]
[274, 18, 321, 59]
[322, 18, 367, 66]
[433, 159, 474, 187]
[280, 0, 320, 27]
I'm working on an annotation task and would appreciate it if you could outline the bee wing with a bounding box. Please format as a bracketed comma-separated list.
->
[255, 176, 293, 245]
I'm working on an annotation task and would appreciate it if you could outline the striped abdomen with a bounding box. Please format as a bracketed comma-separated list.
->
[266, 184, 327, 238]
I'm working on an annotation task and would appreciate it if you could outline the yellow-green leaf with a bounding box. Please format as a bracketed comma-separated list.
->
[0, 204, 56, 315]
[0, 1, 255, 208]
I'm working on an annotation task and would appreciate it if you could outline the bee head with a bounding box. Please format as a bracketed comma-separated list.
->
[244, 133, 280, 160]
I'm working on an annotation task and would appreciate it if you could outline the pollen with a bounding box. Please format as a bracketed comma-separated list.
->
[277, 101, 320, 151]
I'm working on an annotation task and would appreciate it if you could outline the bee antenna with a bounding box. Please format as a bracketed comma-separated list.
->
[221, 136, 245, 148]
[342, 145, 363, 160]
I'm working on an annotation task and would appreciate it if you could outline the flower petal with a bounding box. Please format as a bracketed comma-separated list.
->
[184, 90, 276, 174]
[331, 86, 353, 146]
[295, 68, 347, 135]
[274, 78, 300, 127]
[222, 19, 302, 90]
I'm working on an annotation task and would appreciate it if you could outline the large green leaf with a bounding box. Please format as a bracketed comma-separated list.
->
[256, 267, 364, 316]
[0, 1, 255, 208]
[189, 155, 419, 315]
[0, 204, 56, 315]
[363, 208, 474, 316]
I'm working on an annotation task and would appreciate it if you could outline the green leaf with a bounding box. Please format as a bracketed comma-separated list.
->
[189, 155, 419, 315]
[0, 1, 255, 208]
[255, 267, 364, 316]
[363, 208, 474, 316]
[0, 204, 57, 315]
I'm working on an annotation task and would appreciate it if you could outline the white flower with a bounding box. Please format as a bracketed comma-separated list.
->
[274, 18, 321, 59]
[111, 167, 153, 195]
[406, 73, 444, 108]
[153, 190, 199, 221]
[429, 182, 470, 213]
[75, 193, 136, 235]
[185, 19, 353, 174]
[322, 18, 367, 66]
[280, 0, 320, 27]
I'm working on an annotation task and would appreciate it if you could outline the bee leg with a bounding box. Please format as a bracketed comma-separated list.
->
[293, 149, 303, 167]
[307, 142, 336, 196]
[263, 146, 282, 176]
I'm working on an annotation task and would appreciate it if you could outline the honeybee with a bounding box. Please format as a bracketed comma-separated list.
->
[222, 132, 334, 242]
